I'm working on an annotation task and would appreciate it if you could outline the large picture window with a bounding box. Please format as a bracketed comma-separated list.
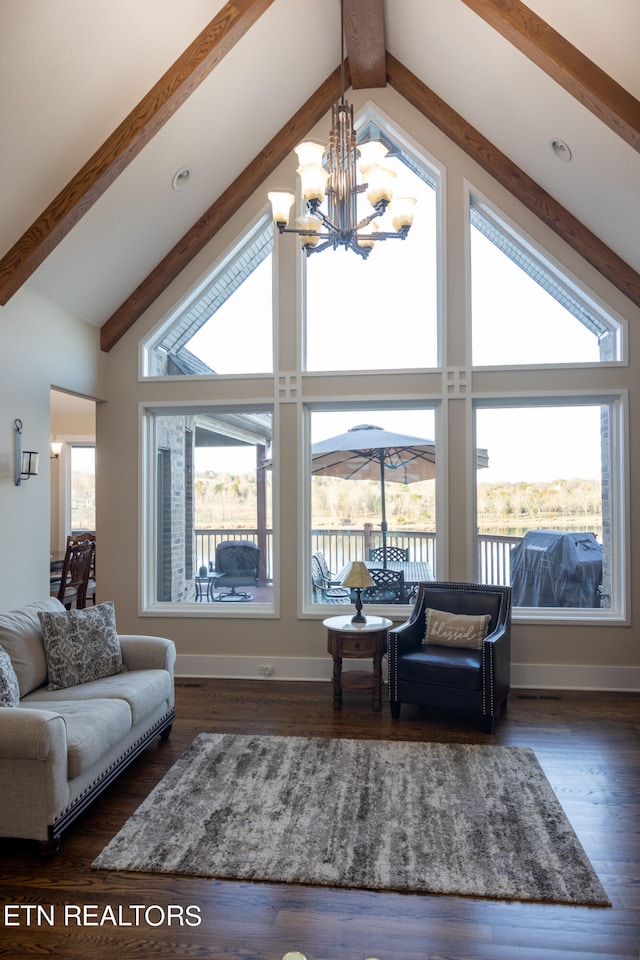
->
[307, 407, 438, 610]
[143, 406, 274, 613]
[475, 399, 622, 614]
[142, 216, 274, 378]
[470, 198, 622, 367]
[305, 125, 440, 372]
[137, 105, 629, 628]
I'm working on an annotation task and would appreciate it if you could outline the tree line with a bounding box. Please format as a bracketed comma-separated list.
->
[195, 471, 601, 533]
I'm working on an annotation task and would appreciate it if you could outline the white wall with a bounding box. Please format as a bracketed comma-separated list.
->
[0, 288, 105, 610]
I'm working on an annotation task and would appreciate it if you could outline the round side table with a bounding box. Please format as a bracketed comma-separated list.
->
[324, 615, 392, 711]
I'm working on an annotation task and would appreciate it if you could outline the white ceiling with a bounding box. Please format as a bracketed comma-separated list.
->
[1, 0, 638, 328]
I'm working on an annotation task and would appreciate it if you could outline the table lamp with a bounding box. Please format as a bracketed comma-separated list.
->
[340, 561, 374, 623]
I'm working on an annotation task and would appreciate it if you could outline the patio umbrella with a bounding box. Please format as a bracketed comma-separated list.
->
[311, 424, 488, 566]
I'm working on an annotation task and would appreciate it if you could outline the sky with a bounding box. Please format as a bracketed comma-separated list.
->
[196, 403, 602, 484]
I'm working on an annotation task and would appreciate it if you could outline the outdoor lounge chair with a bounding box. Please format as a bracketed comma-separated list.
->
[214, 540, 260, 602]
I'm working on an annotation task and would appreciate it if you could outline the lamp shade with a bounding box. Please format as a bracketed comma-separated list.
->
[21, 450, 39, 477]
[366, 165, 396, 205]
[294, 140, 325, 168]
[389, 196, 416, 231]
[295, 214, 322, 247]
[297, 164, 329, 203]
[268, 190, 295, 225]
[340, 561, 374, 589]
[357, 140, 389, 176]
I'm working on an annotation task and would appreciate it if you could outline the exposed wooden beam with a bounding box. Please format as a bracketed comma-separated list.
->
[343, 0, 386, 89]
[0, 0, 277, 306]
[100, 65, 349, 352]
[386, 53, 640, 310]
[460, 0, 640, 152]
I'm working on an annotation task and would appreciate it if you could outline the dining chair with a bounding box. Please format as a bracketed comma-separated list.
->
[368, 545, 409, 562]
[51, 538, 95, 610]
[362, 567, 409, 604]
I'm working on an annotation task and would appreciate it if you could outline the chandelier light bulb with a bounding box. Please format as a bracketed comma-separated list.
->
[358, 140, 389, 176]
[268, 191, 295, 226]
[389, 197, 416, 231]
[295, 213, 322, 247]
[294, 140, 325, 167]
[366, 165, 396, 205]
[297, 164, 329, 203]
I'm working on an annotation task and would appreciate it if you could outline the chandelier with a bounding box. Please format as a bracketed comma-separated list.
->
[267, 3, 415, 260]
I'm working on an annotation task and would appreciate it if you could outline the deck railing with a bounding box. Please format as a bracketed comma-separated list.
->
[195, 528, 521, 586]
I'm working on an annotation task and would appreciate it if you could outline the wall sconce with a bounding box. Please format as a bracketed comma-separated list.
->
[14, 419, 39, 485]
[50, 440, 63, 459]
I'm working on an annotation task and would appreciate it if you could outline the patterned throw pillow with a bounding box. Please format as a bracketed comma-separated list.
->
[423, 608, 491, 650]
[0, 643, 20, 707]
[38, 601, 126, 691]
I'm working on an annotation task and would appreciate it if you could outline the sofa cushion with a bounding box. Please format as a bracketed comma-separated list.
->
[38, 602, 125, 691]
[0, 645, 20, 707]
[0, 597, 63, 696]
[23, 698, 132, 779]
[24, 669, 172, 726]
[423, 608, 490, 650]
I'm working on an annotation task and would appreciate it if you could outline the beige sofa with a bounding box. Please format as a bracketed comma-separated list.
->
[0, 597, 175, 851]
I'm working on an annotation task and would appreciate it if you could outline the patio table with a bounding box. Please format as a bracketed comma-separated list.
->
[336, 559, 433, 588]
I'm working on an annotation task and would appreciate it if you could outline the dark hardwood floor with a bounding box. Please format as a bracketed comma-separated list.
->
[1, 679, 638, 960]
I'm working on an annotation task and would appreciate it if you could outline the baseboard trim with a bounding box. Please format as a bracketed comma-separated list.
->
[175, 655, 640, 692]
[510, 663, 640, 692]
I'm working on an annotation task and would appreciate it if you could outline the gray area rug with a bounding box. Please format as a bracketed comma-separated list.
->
[93, 734, 610, 906]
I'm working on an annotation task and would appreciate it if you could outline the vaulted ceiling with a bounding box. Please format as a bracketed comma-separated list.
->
[1, 0, 639, 351]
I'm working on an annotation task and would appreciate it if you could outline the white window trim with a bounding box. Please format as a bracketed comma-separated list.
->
[299, 399, 443, 618]
[472, 391, 629, 624]
[138, 400, 279, 618]
[464, 182, 628, 369]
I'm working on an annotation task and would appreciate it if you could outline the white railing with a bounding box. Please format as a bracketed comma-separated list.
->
[195, 528, 520, 586]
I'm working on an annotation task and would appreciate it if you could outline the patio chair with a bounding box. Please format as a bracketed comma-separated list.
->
[362, 567, 409, 604]
[311, 553, 350, 603]
[388, 581, 511, 732]
[214, 540, 260, 602]
[368, 545, 409, 562]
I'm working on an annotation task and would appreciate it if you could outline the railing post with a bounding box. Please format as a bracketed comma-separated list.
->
[364, 522, 373, 561]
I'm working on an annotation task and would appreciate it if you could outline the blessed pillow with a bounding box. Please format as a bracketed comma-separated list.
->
[0, 644, 20, 707]
[423, 608, 491, 650]
[38, 601, 126, 691]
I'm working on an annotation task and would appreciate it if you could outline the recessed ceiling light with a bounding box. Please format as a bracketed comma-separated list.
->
[172, 167, 192, 190]
[549, 138, 572, 162]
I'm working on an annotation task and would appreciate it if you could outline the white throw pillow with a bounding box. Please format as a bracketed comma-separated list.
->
[423, 608, 491, 650]
[38, 601, 126, 691]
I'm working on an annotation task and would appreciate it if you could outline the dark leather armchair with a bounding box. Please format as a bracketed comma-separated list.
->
[388, 581, 511, 732]
[214, 540, 260, 601]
